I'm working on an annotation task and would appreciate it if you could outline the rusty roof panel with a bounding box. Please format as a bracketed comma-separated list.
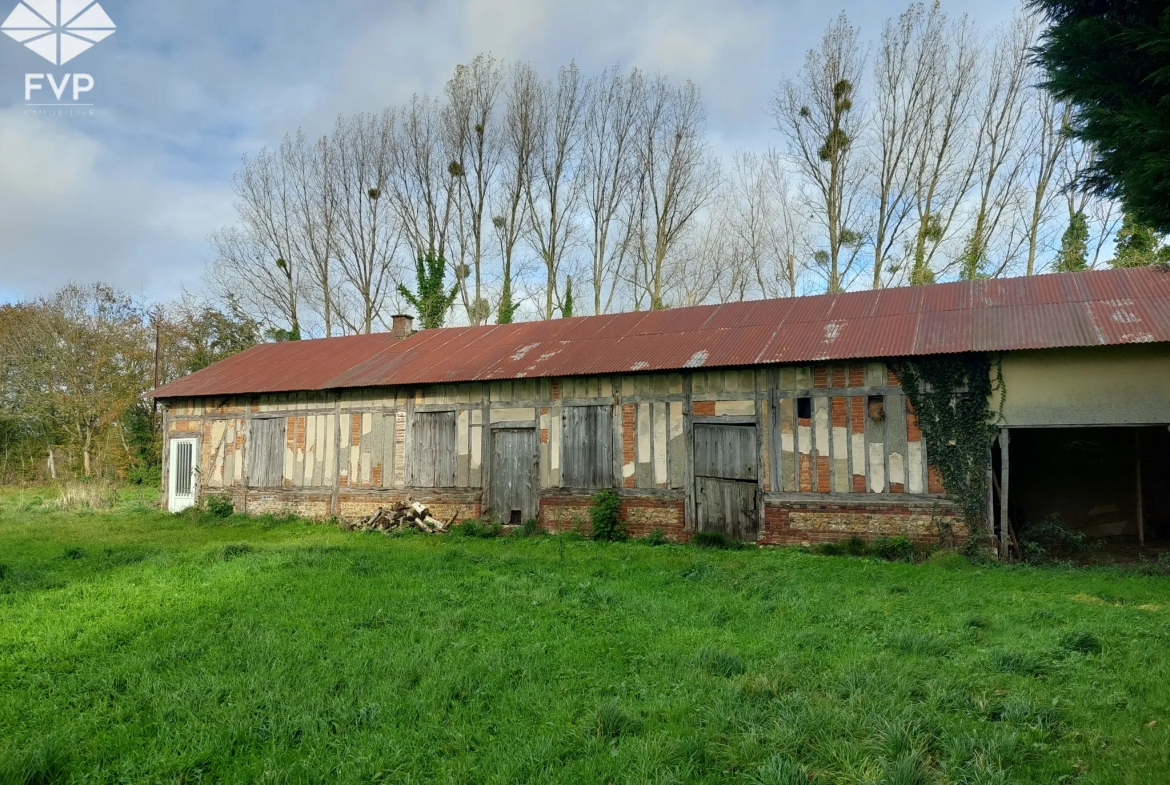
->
[150, 267, 1170, 399]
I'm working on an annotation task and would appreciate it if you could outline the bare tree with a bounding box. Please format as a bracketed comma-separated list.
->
[772, 13, 869, 293]
[1020, 88, 1073, 274]
[446, 55, 504, 325]
[581, 66, 643, 314]
[492, 61, 541, 324]
[284, 131, 339, 336]
[958, 14, 1036, 279]
[869, 2, 942, 288]
[725, 149, 806, 298]
[329, 111, 402, 334]
[389, 95, 458, 262]
[904, 13, 981, 285]
[526, 63, 587, 320]
[634, 76, 720, 309]
[210, 146, 303, 337]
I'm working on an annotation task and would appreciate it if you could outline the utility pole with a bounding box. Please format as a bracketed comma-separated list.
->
[151, 306, 162, 437]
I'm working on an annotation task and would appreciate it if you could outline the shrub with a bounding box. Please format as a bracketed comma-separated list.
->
[518, 518, 544, 537]
[127, 463, 162, 487]
[1020, 513, 1087, 562]
[872, 535, 913, 561]
[589, 489, 626, 542]
[960, 532, 994, 563]
[205, 494, 234, 519]
[644, 528, 666, 547]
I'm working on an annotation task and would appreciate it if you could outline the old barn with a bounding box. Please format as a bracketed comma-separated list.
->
[151, 267, 1170, 554]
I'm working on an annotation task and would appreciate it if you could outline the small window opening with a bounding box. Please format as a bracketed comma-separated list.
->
[509, 509, 522, 526]
[796, 397, 812, 420]
[868, 395, 886, 423]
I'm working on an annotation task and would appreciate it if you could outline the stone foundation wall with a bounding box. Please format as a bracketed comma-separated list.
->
[539, 492, 689, 541]
[336, 490, 481, 523]
[197, 487, 482, 523]
[761, 497, 966, 546]
[199, 486, 961, 548]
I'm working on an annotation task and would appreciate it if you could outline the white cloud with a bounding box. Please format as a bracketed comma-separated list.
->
[0, 109, 231, 301]
[0, 0, 1027, 304]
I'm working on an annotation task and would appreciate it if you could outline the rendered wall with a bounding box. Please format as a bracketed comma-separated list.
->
[999, 344, 1170, 427]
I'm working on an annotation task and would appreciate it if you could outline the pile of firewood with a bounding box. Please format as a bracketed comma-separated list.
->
[344, 500, 454, 534]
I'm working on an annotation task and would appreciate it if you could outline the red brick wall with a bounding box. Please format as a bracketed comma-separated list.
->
[761, 498, 966, 546]
[540, 492, 689, 541]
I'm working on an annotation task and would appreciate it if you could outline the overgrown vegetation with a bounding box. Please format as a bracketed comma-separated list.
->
[1018, 513, 1088, 564]
[588, 488, 626, 542]
[894, 354, 999, 533]
[1, 490, 1168, 782]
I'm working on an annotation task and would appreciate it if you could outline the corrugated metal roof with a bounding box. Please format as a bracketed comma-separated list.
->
[150, 267, 1170, 399]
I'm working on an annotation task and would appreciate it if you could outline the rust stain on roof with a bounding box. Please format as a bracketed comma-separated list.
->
[151, 267, 1170, 399]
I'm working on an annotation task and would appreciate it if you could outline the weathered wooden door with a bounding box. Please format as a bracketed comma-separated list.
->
[489, 427, 538, 525]
[693, 423, 759, 540]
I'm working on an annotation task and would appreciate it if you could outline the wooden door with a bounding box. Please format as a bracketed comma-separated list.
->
[693, 423, 759, 540]
[411, 411, 457, 487]
[489, 427, 538, 525]
[168, 438, 197, 512]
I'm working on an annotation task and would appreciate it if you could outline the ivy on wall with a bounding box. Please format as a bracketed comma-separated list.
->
[893, 353, 1001, 533]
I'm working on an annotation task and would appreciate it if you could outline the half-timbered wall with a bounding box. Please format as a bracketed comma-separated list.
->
[161, 360, 960, 544]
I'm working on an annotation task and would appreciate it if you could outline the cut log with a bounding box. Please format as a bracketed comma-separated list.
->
[411, 502, 429, 518]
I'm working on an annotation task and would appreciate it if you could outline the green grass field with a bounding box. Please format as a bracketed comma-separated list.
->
[1, 488, 1168, 784]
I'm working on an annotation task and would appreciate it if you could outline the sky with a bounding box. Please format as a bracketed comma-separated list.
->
[0, 0, 1024, 305]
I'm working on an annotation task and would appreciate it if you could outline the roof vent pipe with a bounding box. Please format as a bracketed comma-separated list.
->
[391, 314, 414, 339]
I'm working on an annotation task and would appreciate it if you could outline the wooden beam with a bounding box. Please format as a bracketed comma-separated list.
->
[242, 396, 251, 515]
[985, 449, 995, 542]
[998, 428, 1010, 560]
[1135, 429, 1145, 547]
[683, 374, 695, 531]
[330, 395, 342, 518]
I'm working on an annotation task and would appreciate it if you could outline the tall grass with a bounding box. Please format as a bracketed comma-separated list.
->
[0, 488, 1168, 783]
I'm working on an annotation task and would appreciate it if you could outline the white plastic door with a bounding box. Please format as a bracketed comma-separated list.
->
[168, 438, 197, 512]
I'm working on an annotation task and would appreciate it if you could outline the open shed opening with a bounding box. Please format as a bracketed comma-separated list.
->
[1005, 426, 1170, 544]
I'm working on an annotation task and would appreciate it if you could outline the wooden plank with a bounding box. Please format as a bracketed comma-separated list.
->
[694, 423, 757, 480]
[695, 476, 759, 541]
[1136, 430, 1144, 547]
[411, 411, 457, 488]
[489, 427, 538, 523]
[562, 405, 613, 488]
[684, 375, 695, 530]
[999, 428, 1010, 559]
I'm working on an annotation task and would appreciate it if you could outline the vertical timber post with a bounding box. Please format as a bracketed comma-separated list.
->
[998, 428, 1010, 560]
[242, 395, 252, 515]
[1135, 430, 1144, 547]
[331, 394, 342, 518]
[985, 448, 995, 544]
[683, 374, 695, 531]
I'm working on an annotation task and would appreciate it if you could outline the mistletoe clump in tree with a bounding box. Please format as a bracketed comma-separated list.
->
[397, 251, 458, 330]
